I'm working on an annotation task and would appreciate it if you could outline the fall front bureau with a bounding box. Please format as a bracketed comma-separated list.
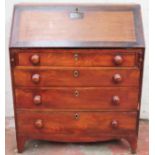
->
[9, 4, 145, 153]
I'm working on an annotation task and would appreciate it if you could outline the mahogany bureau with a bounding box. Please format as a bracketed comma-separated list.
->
[9, 4, 145, 153]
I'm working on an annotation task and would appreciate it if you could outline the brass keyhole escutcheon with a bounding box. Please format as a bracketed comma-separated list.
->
[74, 90, 79, 97]
[74, 113, 80, 120]
[73, 70, 79, 78]
[74, 53, 79, 61]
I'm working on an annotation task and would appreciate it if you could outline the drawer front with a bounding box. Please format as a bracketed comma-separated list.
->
[17, 111, 137, 136]
[16, 49, 136, 67]
[14, 68, 140, 87]
[15, 87, 139, 110]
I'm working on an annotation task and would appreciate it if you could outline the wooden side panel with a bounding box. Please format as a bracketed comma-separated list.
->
[15, 87, 139, 110]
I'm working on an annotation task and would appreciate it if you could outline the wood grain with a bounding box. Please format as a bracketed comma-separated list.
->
[16, 111, 137, 136]
[18, 11, 135, 42]
[10, 4, 144, 48]
[14, 67, 140, 87]
[9, 4, 145, 153]
[17, 49, 136, 67]
[15, 87, 139, 110]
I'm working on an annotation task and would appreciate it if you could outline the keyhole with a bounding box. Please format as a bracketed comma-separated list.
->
[74, 113, 79, 120]
[74, 90, 79, 97]
[74, 53, 78, 61]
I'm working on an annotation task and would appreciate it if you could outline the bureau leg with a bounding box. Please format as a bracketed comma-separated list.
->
[16, 135, 27, 153]
[125, 136, 138, 154]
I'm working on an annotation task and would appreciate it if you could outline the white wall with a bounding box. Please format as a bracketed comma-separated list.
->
[5, 0, 149, 119]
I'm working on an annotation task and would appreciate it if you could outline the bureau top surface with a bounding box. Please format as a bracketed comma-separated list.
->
[10, 4, 144, 48]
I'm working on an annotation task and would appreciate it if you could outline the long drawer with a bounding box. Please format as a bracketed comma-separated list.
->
[16, 111, 137, 138]
[15, 87, 139, 110]
[14, 67, 140, 87]
[16, 49, 137, 67]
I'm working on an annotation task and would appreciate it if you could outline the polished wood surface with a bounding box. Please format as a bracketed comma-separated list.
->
[17, 111, 137, 135]
[10, 4, 144, 48]
[18, 11, 136, 42]
[17, 49, 137, 67]
[15, 87, 139, 110]
[14, 67, 140, 87]
[9, 4, 145, 153]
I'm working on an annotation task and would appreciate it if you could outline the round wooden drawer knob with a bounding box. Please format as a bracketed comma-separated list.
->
[113, 74, 122, 83]
[34, 119, 43, 129]
[113, 55, 123, 65]
[112, 96, 120, 105]
[32, 74, 40, 83]
[111, 120, 118, 128]
[30, 54, 40, 65]
[33, 95, 41, 105]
